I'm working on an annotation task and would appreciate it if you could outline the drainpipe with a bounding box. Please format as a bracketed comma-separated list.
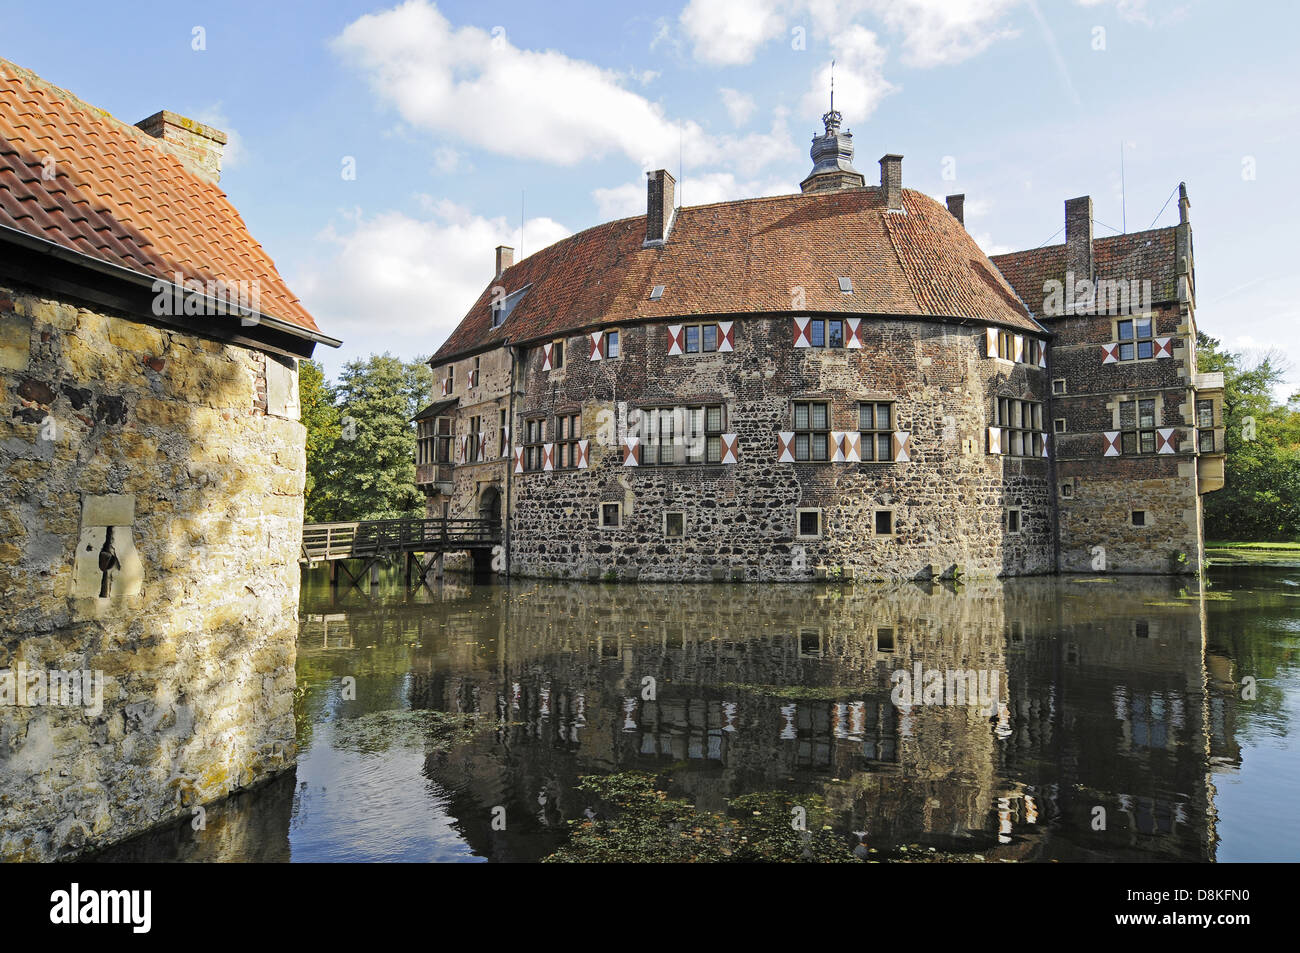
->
[505, 341, 516, 579]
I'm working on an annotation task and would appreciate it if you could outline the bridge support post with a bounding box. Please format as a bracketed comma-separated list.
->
[329, 560, 339, 588]
[369, 560, 380, 592]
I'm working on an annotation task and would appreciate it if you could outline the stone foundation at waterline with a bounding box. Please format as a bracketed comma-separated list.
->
[0, 284, 305, 861]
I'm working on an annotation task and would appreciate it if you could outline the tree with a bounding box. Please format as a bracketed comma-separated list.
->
[1198, 332, 1300, 540]
[311, 354, 431, 521]
[299, 359, 339, 523]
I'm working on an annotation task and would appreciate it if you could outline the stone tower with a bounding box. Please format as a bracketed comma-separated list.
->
[800, 106, 866, 193]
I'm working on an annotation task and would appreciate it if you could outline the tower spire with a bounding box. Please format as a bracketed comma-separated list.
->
[802, 65, 863, 194]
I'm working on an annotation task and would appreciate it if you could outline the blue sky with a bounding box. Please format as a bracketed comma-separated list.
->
[4, 0, 1297, 393]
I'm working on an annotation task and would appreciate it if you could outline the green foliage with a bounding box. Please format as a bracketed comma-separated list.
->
[543, 772, 857, 863]
[1198, 333, 1300, 541]
[299, 353, 432, 522]
[298, 359, 339, 523]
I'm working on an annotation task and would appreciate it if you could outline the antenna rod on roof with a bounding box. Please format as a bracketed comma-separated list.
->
[679, 120, 683, 208]
[830, 59, 835, 113]
[520, 189, 525, 259]
[1120, 141, 1127, 234]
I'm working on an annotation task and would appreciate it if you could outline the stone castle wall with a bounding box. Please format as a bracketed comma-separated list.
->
[498, 316, 1054, 581]
[0, 283, 304, 860]
[1049, 300, 1203, 572]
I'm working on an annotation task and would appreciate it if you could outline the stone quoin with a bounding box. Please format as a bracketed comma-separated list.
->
[418, 106, 1222, 582]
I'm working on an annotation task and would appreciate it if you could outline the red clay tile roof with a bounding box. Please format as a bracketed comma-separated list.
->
[990, 226, 1180, 318]
[433, 186, 1038, 362]
[0, 58, 320, 335]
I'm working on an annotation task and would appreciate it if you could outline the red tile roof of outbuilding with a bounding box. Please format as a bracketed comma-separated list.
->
[0, 58, 321, 335]
[433, 185, 1039, 362]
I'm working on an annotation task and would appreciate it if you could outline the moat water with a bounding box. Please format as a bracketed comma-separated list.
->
[96, 564, 1300, 862]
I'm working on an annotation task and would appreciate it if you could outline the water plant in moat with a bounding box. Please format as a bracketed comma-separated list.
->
[543, 772, 857, 863]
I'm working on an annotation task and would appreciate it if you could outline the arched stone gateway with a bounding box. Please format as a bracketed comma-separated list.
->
[479, 485, 502, 530]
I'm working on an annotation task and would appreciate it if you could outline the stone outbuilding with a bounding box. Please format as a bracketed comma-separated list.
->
[0, 58, 338, 859]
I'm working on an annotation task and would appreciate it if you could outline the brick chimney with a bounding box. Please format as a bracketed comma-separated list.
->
[135, 110, 227, 183]
[946, 194, 965, 226]
[645, 169, 676, 246]
[879, 154, 903, 210]
[495, 245, 514, 278]
[1065, 195, 1093, 281]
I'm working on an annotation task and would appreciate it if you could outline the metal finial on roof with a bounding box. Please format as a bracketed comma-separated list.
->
[822, 60, 842, 134]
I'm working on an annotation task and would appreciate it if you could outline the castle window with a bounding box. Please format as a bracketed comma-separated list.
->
[1052, 378, 1067, 395]
[1061, 482, 1074, 499]
[417, 418, 435, 466]
[874, 509, 894, 536]
[1004, 508, 1022, 534]
[473, 355, 480, 385]
[682, 323, 718, 353]
[1131, 510, 1147, 527]
[1024, 339, 1043, 365]
[797, 508, 822, 538]
[996, 330, 1015, 360]
[604, 329, 620, 359]
[1196, 398, 1216, 452]
[1116, 317, 1154, 361]
[467, 416, 481, 462]
[793, 401, 830, 461]
[523, 417, 545, 471]
[858, 402, 894, 462]
[994, 398, 1044, 457]
[1054, 418, 1067, 433]
[1119, 399, 1157, 454]
[556, 413, 580, 468]
[499, 409, 508, 457]
[664, 512, 685, 538]
[600, 502, 622, 529]
[436, 417, 452, 462]
[551, 339, 565, 368]
[636, 405, 725, 465]
[805, 318, 845, 349]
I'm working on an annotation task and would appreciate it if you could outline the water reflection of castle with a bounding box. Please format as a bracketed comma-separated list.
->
[300, 576, 1227, 862]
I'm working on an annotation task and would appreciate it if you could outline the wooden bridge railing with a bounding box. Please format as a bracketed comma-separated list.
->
[301, 517, 499, 563]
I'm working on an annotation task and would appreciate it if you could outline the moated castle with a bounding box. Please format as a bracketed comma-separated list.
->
[417, 108, 1223, 582]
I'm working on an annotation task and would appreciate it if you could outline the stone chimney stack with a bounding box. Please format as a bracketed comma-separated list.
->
[1065, 195, 1094, 281]
[135, 110, 227, 183]
[946, 194, 965, 226]
[495, 245, 514, 278]
[879, 154, 903, 210]
[645, 169, 676, 245]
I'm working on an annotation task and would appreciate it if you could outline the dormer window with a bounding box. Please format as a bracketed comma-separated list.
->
[491, 283, 532, 329]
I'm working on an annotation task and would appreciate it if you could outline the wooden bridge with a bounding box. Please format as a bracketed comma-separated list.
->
[301, 517, 500, 588]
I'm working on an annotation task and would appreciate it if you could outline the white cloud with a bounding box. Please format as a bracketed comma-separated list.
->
[680, 0, 788, 65]
[865, 0, 1021, 68]
[334, 1, 806, 173]
[800, 25, 896, 121]
[431, 145, 463, 174]
[294, 202, 570, 364]
[678, 0, 1019, 70]
[720, 87, 758, 126]
[593, 171, 792, 218]
[335, 0, 716, 170]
